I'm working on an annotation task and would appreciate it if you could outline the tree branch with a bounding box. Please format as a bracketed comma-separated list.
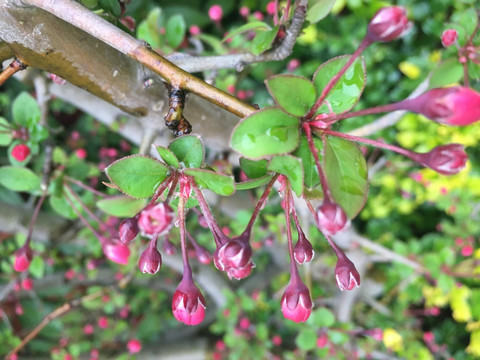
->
[10, 0, 255, 118]
[166, 0, 308, 73]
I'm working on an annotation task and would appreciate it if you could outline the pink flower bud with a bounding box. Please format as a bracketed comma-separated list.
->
[208, 5, 223, 22]
[97, 316, 108, 329]
[13, 246, 33, 272]
[102, 240, 130, 265]
[281, 275, 313, 323]
[75, 148, 87, 159]
[189, 25, 201, 36]
[363, 328, 383, 341]
[335, 252, 361, 291]
[316, 200, 350, 236]
[214, 233, 254, 280]
[293, 229, 314, 265]
[138, 238, 162, 274]
[287, 58, 300, 72]
[417, 144, 468, 175]
[441, 29, 458, 47]
[367, 6, 412, 43]
[266, 1, 276, 15]
[21, 278, 34, 291]
[239, 6, 249, 18]
[163, 237, 176, 255]
[403, 86, 480, 126]
[83, 324, 94, 335]
[127, 339, 142, 354]
[138, 202, 174, 237]
[194, 245, 212, 265]
[172, 275, 206, 326]
[11, 143, 30, 162]
[119, 216, 139, 244]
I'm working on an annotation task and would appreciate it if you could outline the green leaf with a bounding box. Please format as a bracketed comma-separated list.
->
[429, 58, 463, 89]
[250, 26, 279, 55]
[313, 55, 366, 114]
[223, 21, 271, 41]
[136, 8, 163, 49]
[0, 166, 40, 192]
[184, 169, 235, 196]
[96, 196, 147, 217]
[98, 0, 121, 16]
[29, 256, 45, 278]
[306, 0, 336, 24]
[105, 155, 170, 199]
[156, 145, 180, 168]
[293, 136, 323, 189]
[235, 174, 273, 190]
[296, 328, 317, 351]
[49, 194, 78, 219]
[166, 14, 186, 48]
[307, 308, 336, 327]
[268, 155, 304, 196]
[230, 108, 300, 159]
[0, 117, 13, 146]
[265, 75, 316, 117]
[168, 135, 205, 168]
[239, 157, 268, 179]
[12, 92, 41, 127]
[324, 136, 368, 218]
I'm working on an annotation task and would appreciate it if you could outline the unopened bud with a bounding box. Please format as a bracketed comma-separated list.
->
[11, 143, 30, 162]
[367, 6, 412, 43]
[13, 245, 33, 272]
[119, 216, 139, 244]
[403, 86, 480, 126]
[281, 275, 313, 323]
[172, 275, 206, 325]
[102, 239, 130, 265]
[335, 252, 361, 291]
[316, 200, 350, 236]
[138, 238, 162, 274]
[417, 144, 467, 175]
[293, 229, 314, 265]
[441, 29, 458, 47]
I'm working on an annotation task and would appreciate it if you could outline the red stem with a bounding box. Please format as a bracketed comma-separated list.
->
[245, 173, 280, 230]
[148, 175, 174, 206]
[322, 129, 421, 161]
[303, 123, 332, 202]
[64, 182, 103, 225]
[65, 176, 106, 198]
[178, 195, 192, 277]
[24, 193, 47, 246]
[309, 101, 403, 126]
[63, 188, 101, 238]
[306, 38, 371, 119]
[285, 186, 299, 278]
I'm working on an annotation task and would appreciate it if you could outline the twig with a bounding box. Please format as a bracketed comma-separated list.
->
[21, 0, 255, 118]
[0, 58, 27, 85]
[5, 287, 108, 359]
[166, 0, 308, 73]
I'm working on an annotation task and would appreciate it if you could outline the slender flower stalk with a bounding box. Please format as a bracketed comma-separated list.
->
[63, 188, 102, 238]
[148, 174, 175, 206]
[65, 176, 107, 197]
[64, 183, 103, 225]
[303, 123, 333, 202]
[306, 38, 371, 119]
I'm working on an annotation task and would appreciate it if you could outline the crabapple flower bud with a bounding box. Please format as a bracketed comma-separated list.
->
[138, 202, 174, 237]
[335, 252, 361, 291]
[316, 200, 350, 236]
[127, 339, 142, 354]
[281, 274, 313, 322]
[208, 5, 223, 22]
[172, 274, 206, 325]
[366, 6, 412, 43]
[102, 240, 130, 265]
[163, 237, 176, 255]
[11, 143, 30, 162]
[119, 216, 139, 244]
[293, 230, 314, 265]
[138, 238, 162, 274]
[194, 245, 212, 265]
[441, 29, 458, 47]
[13, 245, 33, 272]
[417, 144, 468, 175]
[215, 233, 254, 280]
[403, 86, 480, 126]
